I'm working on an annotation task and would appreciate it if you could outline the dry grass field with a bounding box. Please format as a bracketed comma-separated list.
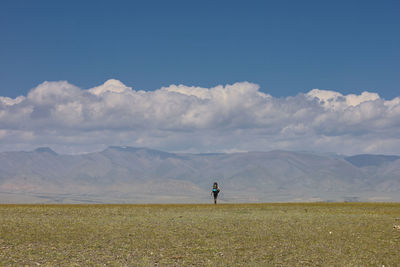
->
[1, 203, 400, 266]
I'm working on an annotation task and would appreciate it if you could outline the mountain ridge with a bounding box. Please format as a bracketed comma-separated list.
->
[0, 146, 399, 203]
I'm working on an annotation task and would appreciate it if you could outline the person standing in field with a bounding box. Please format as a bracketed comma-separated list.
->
[211, 182, 220, 204]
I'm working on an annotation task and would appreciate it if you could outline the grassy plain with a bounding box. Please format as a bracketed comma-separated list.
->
[0, 203, 399, 266]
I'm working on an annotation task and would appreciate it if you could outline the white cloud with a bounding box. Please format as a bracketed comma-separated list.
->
[0, 79, 399, 155]
[27, 81, 81, 105]
[0, 96, 25, 106]
[307, 89, 380, 110]
[88, 79, 133, 95]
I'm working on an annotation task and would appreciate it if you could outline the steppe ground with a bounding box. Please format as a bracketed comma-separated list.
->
[0, 203, 399, 266]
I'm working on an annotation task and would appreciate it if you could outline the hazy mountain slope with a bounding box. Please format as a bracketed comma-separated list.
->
[345, 154, 400, 167]
[0, 147, 399, 203]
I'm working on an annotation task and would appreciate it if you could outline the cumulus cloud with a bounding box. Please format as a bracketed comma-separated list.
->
[0, 79, 400, 155]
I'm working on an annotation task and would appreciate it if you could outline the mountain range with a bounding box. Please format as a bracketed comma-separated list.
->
[0, 146, 399, 203]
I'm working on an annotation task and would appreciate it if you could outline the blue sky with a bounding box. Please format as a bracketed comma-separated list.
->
[1, 0, 400, 155]
[1, 0, 399, 98]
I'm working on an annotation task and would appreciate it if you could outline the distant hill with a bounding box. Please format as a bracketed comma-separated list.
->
[345, 154, 400, 167]
[0, 147, 399, 203]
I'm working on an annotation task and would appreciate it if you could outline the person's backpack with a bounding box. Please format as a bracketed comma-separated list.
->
[212, 182, 219, 192]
